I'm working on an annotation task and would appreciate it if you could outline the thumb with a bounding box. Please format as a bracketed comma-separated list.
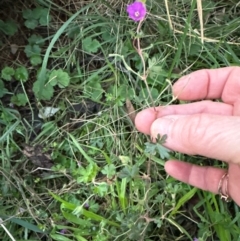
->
[151, 114, 240, 164]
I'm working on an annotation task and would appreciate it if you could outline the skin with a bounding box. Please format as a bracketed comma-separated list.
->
[135, 67, 240, 205]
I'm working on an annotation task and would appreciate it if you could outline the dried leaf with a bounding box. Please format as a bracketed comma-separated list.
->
[126, 98, 136, 124]
[23, 145, 53, 168]
[10, 44, 19, 54]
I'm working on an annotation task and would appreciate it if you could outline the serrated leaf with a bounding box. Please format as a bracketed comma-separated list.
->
[82, 37, 100, 53]
[32, 8, 44, 20]
[24, 44, 41, 57]
[39, 8, 51, 25]
[144, 142, 157, 155]
[23, 9, 33, 19]
[33, 80, 54, 100]
[24, 19, 38, 29]
[1, 67, 15, 81]
[155, 144, 170, 159]
[30, 55, 42, 65]
[149, 65, 163, 79]
[101, 164, 116, 178]
[11, 93, 28, 106]
[144, 141, 170, 159]
[28, 34, 44, 46]
[0, 20, 18, 36]
[77, 163, 99, 183]
[119, 164, 139, 180]
[93, 182, 109, 197]
[14, 66, 28, 82]
[49, 69, 70, 88]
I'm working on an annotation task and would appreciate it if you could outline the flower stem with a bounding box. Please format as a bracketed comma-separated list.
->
[134, 20, 156, 111]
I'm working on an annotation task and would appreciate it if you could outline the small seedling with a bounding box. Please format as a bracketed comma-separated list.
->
[1, 67, 15, 81]
[0, 19, 18, 36]
[23, 7, 51, 29]
[10, 93, 28, 106]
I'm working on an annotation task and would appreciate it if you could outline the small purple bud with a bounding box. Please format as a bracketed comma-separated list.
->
[60, 229, 67, 234]
[84, 203, 90, 209]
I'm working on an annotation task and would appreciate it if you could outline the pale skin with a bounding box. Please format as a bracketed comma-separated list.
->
[135, 67, 240, 205]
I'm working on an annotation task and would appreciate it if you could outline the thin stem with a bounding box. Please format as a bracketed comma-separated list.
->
[134, 20, 156, 111]
[0, 219, 16, 241]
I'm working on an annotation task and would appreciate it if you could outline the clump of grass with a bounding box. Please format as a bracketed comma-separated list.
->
[0, 0, 240, 240]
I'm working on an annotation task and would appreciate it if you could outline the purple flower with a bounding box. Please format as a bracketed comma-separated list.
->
[193, 238, 199, 241]
[60, 229, 67, 234]
[84, 202, 90, 209]
[127, 1, 147, 22]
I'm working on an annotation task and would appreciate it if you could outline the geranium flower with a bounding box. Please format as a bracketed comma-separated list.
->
[127, 1, 147, 22]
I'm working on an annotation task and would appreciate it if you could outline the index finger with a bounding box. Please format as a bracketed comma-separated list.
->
[173, 67, 240, 104]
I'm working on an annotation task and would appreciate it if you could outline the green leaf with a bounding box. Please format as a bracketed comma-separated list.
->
[0, 119, 20, 143]
[49, 191, 119, 227]
[101, 27, 112, 41]
[82, 37, 100, 53]
[119, 164, 139, 180]
[51, 234, 73, 241]
[32, 8, 44, 20]
[0, 79, 8, 97]
[1, 216, 47, 234]
[23, 9, 33, 19]
[28, 34, 45, 46]
[93, 182, 109, 197]
[33, 80, 54, 100]
[23, 8, 51, 27]
[1, 67, 15, 81]
[101, 164, 116, 178]
[11, 93, 28, 106]
[77, 163, 99, 183]
[144, 139, 170, 159]
[38, 8, 51, 25]
[62, 212, 92, 227]
[24, 19, 38, 29]
[148, 64, 163, 79]
[49, 69, 70, 88]
[14, 66, 28, 82]
[170, 188, 198, 216]
[138, 87, 159, 102]
[84, 75, 103, 101]
[24, 44, 41, 57]
[49, 191, 76, 210]
[0, 20, 18, 36]
[30, 55, 42, 65]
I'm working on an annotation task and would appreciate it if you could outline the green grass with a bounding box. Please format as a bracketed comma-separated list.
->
[0, 0, 240, 240]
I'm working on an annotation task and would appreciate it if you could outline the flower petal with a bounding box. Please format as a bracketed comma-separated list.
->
[126, 1, 147, 22]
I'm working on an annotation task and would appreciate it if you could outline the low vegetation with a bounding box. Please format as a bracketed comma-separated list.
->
[0, 0, 240, 240]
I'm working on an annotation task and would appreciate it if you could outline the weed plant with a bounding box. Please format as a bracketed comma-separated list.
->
[0, 0, 240, 240]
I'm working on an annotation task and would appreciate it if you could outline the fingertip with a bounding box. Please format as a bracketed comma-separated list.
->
[135, 108, 157, 134]
[164, 160, 192, 181]
[164, 160, 180, 175]
[173, 69, 212, 100]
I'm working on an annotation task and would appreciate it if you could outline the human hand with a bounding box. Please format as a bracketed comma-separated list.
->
[135, 67, 240, 205]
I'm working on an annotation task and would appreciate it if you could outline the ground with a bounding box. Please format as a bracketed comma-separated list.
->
[0, 0, 240, 240]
